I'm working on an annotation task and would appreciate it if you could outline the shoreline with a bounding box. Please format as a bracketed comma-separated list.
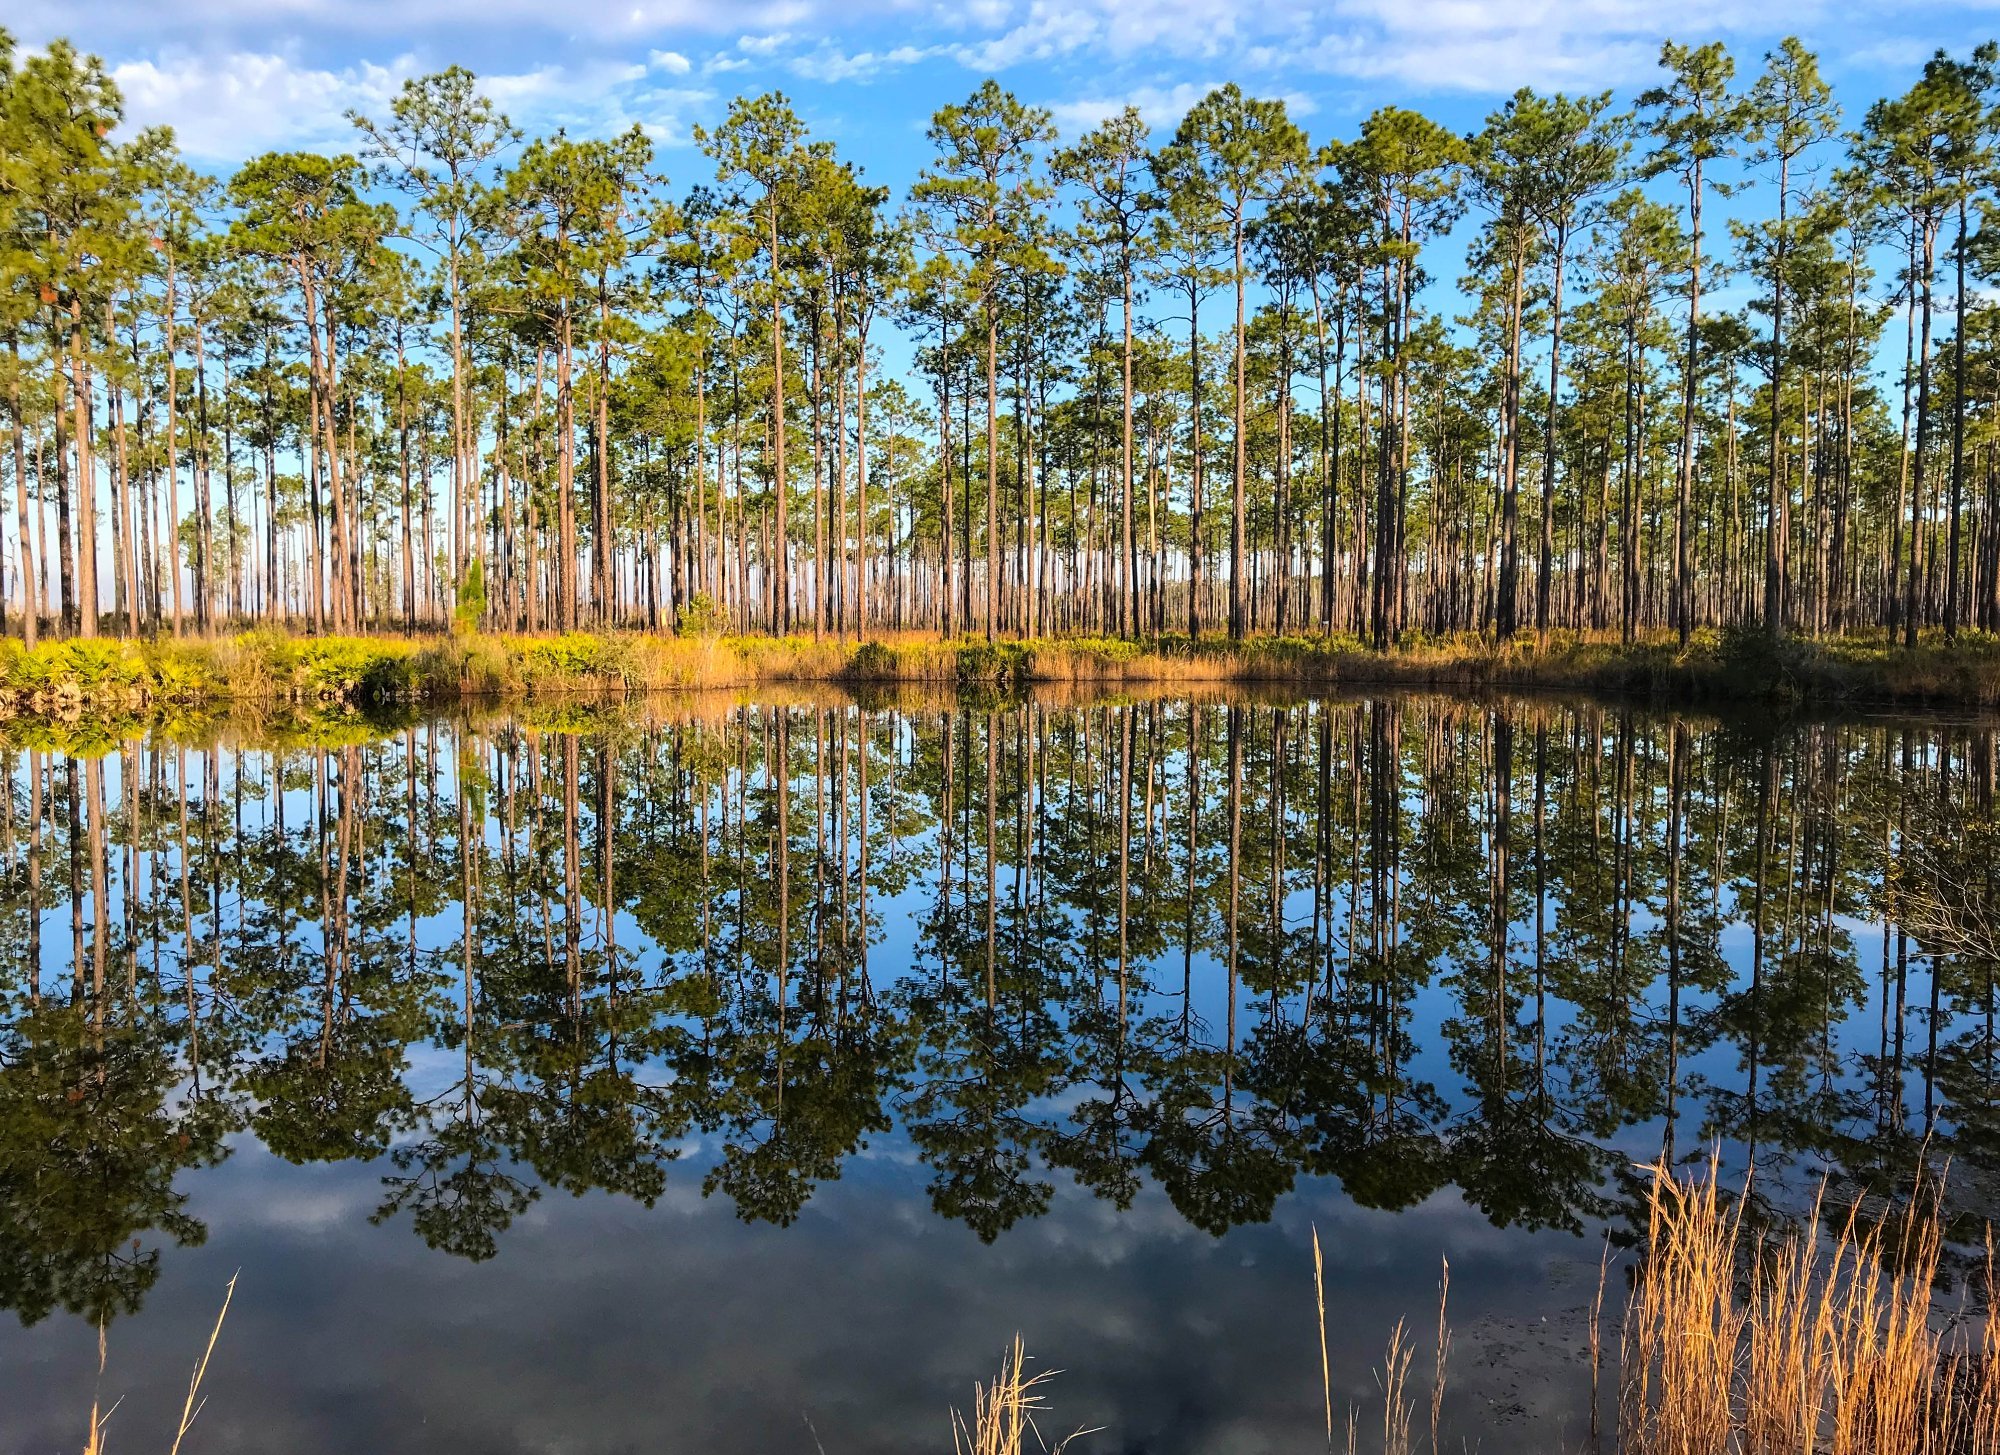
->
[4, 625, 2000, 721]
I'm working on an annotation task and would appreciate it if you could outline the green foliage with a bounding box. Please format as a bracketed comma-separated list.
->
[139, 646, 215, 701]
[8, 629, 2000, 730]
[954, 642, 1030, 683]
[846, 640, 899, 679]
[293, 638, 417, 701]
[455, 557, 487, 634]
[518, 632, 608, 678]
[1714, 621, 1813, 702]
[676, 591, 724, 637]
[4, 639, 149, 693]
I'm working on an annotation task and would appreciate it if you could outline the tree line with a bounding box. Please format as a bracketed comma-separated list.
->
[7, 30, 2000, 647]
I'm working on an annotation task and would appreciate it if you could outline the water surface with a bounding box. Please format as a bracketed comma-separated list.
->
[2, 688, 1996, 1452]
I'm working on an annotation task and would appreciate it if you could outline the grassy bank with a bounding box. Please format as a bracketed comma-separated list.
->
[5, 624, 2000, 717]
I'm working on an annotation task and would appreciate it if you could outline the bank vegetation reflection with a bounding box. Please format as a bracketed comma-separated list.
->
[5, 690, 1998, 1328]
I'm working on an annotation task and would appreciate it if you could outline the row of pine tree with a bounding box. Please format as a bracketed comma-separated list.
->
[5, 31, 1999, 647]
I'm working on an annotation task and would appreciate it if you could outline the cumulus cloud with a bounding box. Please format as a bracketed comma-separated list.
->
[787, 43, 935, 84]
[942, 3, 1102, 71]
[1048, 80, 1318, 142]
[1046, 81, 1221, 134]
[68, 0, 1963, 170]
[112, 50, 414, 159]
[110, 49, 713, 162]
[1269, 0, 1776, 92]
[24, 0, 847, 49]
[669, 0, 1819, 97]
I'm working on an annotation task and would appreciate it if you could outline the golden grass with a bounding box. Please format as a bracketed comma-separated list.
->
[1428, 1260, 1449, 1455]
[1376, 1318, 1417, 1455]
[951, 1336, 1094, 1455]
[8, 623, 2000, 720]
[1592, 1234, 1612, 1449]
[1293, 1154, 1993, 1455]
[1312, 1225, 1451, 1455]
[1314, 1224, 1334, 1448]
[168, 1272, 237, 1455]
[1618, 1153, 1997, 1455]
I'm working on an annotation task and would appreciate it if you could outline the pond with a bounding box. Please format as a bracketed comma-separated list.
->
[1, 688, 1995, 1453]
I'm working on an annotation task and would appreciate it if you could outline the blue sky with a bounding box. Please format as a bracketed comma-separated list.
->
[21, 1, 2000, 187]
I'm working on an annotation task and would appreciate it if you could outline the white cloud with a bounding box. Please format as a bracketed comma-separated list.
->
[788, 43, 935, 83]
[958, 0, 1014, 29]
[112, 50, 414, 159]
[481, 63, 713, 144]
[1284, 30, 1661, 91]
[1048, 80, 1317, 140]
[1266, 0, 1782, 92]
[1047, 81, 1221, 135]
[72, 0, 1967, 176]
[482, 58, 647, 107]
[943, 2, 1102, 71]
[34, 0, 851, 48]
[681, 0, 1791, 93]
[111, 49, 716, 162]
[1841, 37, 1937, 74]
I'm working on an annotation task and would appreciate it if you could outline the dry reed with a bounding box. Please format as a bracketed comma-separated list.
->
[950, 1336, 1094, 1455]
[1299, 1155, 1990, 1455]
[1592, 1234, 1612, 1451]
[1314, 1231, 1453, 1455]
[1428, 1259, 1449, 1455]
[1377, 1319, 1417, 1455]
[82, 1272, 235, 1455]
[1619, 1153, 1998, 1455]
[1315, 1224, 1334, 1449]
[168, 1271, 237, 1455]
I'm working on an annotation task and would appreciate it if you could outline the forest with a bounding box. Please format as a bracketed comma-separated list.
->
[6, 30, 2000, 654]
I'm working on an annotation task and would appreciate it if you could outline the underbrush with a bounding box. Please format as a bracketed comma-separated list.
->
[4, 626, 2000, 718]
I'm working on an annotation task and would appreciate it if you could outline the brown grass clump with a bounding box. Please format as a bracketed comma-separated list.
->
[1619, 1153, 1999, 1455]
[1375, 1318, 1418, 1455]
[1302, 1156, 1990, 1455]
[950, 1337, 1094, 1455]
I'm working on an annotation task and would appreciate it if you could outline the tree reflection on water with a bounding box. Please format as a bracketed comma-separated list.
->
[3, 688, 1997, 1329]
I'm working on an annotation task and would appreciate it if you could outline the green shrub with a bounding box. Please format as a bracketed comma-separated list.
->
[676, 592, 725, 637]
[19, 639, 149, 690]
[519, 633, 605, 681]
[146, 650, 214, 701]
[454, 558, 487, 634]
[956, 642, 1029, 682]
[1714, 621, 1812, 702]
[293, 638, 412, 701]
[846, 641, 899, 679]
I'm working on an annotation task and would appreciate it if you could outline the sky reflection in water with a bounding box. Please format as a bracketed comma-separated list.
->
[1, 689, 1995, 1453]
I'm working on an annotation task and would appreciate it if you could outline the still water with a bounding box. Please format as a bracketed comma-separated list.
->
[1, 688, 1996, 1453]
